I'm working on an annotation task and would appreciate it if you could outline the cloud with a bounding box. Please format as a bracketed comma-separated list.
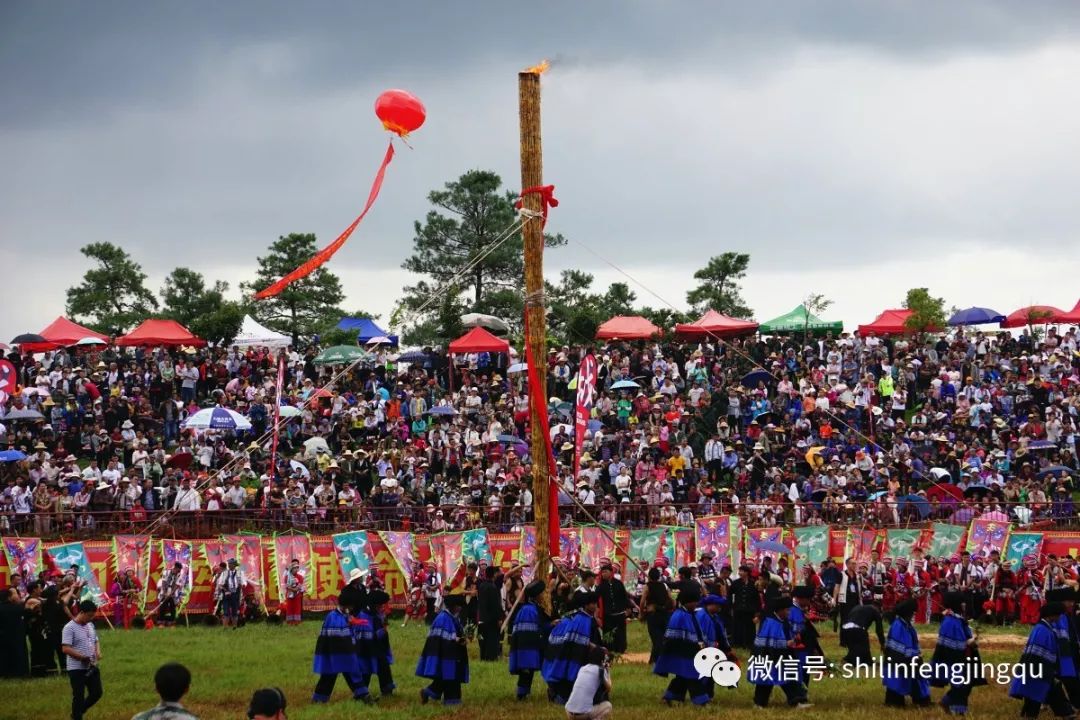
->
[3, 2, 1080, 339]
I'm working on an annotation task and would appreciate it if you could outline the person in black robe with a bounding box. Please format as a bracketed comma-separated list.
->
[597, 564, 629, 654]
[0, 587, 29, 678]
[643, 568, 673, 664]
[841, 602, 886, 665]
[477, 566, 504, 661]
[730, 566, 762, 649]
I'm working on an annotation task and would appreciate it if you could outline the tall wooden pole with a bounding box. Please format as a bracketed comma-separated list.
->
[519, 69, 552, 612]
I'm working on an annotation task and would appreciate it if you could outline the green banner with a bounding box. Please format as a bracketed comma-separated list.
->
[462, 529, 493, 564]
[47, 542, 105, 604]
[885, 529, 922, 560]
[1004, 532, 1044, 568]
[927, 523, 966, 559]
[792, 526, 830, 568]
[331, 531, 371, 579]
[628, 529, 663, 571]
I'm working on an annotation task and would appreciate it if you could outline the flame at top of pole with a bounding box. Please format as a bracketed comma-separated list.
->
[522, 59, 550, 75]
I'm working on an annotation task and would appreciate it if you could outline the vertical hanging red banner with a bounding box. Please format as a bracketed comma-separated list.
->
[572, 354, 598, 481]
[254, 141, 396, 299]
[267, 353, 285, 504]
[523, 313, 561, 559]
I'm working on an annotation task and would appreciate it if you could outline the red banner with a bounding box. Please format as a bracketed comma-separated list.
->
[573, 354, 598, 481]
[523, 312, 561, 558]
[255, 141, 395, 299]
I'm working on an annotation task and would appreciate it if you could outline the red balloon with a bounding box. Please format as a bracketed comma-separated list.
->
[375, 89, 426, 137]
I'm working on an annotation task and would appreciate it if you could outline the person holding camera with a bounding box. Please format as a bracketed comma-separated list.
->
[564, 645, 612, 720]
[62, 600, 103, 720]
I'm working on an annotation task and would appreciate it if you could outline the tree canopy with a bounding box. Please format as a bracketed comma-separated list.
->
[160, 268, 245, 346]
[242, 233, 346, 345]
[902, 287, 947, 334]
[65, 243, 159, 334]
[396, 170, 565, 345]
[685, 252, 753, 319]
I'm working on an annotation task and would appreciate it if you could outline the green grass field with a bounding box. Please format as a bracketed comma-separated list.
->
[4, 617, 1036, 720]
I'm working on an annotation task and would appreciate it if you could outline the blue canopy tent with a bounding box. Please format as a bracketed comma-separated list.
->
[336, 317, 399, 347]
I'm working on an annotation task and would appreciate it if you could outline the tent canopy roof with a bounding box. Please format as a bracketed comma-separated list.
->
[1000, 305, 1065, 328]
[1058, 300, 1080, 324]
[674, 310, 758, 338]
[856, 308, 939, 337]
[758, 305, 842, 335]
[233, 315, 291, 348]
[336, 317, 398, 346]
[595, 315, 662, 340]
[448, 326, 510, 354]
[22, 317, 110, 352]
[116, 319, 206, 347]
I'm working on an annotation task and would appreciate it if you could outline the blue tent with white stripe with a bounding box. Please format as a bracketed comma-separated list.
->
[336, 317, 398, 347]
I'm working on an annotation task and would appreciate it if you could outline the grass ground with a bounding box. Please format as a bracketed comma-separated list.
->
[4, 617, 1037, 720]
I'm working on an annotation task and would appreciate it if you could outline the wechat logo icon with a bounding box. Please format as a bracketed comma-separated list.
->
[693, 647, 741, 689]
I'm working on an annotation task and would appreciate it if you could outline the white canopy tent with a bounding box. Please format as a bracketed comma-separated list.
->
[232, 315, 291, 348]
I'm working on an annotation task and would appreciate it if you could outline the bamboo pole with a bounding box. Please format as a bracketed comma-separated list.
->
[519, 68, 552, 614]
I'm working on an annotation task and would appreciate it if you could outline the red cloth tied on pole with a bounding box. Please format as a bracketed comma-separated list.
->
[573, 354, 598, 482]
[523, 313, 561, 559]
[515, 185, 558, 229]
[254, 142, 396, 299]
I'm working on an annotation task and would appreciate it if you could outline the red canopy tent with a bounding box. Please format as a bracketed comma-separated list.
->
[595, 315, 662, 340]
[448, 326, 510, 354]
[856, 308, 943, 337]
[116, 319, 206, 347]
[21, 316, 110, 352]
[1058, 300, 1080, 324]
[1000, 305, 1064, 329]
[674, 310, 758, 338]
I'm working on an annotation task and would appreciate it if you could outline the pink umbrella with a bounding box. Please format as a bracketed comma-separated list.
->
[980, 510, 1009, 522]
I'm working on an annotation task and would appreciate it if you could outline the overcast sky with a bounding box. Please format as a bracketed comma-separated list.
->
[4, 1, 1080, 341]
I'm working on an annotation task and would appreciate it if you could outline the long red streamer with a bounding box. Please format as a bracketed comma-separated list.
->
[523, 312, 561, 558]
[254, 141, 396, 299]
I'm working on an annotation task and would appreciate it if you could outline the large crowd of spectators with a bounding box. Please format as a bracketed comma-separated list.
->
[1, 323, 1079, 539]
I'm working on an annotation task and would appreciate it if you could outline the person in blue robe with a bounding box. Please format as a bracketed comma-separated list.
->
[654, 584, 711, 706]
[930, 592, 985, 715]
[312, 598, 374, 704]
[883, 599, 931, 708]
[750, 597, 811, 708]
[509, 580, 550, 700]
[694, 593, 735, 701]
[790, 586, 824, 688]
[416, 594, 470, 706]
[1010, 603, 1076, 719]
[542, 590, 602, 705]
[366, 590, 396, 696]
[1047, 588, 1080, 707]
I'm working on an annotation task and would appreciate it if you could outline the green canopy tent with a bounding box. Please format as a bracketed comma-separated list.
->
[759, 304, 843, 336]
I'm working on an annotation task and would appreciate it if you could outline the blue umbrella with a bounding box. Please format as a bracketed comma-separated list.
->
[1027, 440, 1058, 450]
[948, 307, 1006, 326]
[586, 419, 603, 432]
[507, 363, 528, 374]
[183, 407, 252, 431]
[427, 406, 458, 416]
[397, 350, 428, 363]
[753, 540, 793, 555]
[610, 379, 640, 390]
[867, 490, 887, 500]
[898, 494, 931, 519]
[949, 507, 976, 524]
[741, 369, 772, 389]
[1038, 465, 1074, 479]
[0, 450, 27, 462]
[496, 434, 520, 443]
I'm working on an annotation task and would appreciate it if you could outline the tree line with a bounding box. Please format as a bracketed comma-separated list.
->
[63, 169, 948, 348]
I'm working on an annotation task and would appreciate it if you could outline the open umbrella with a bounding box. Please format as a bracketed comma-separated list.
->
[0, 450, 27, 462]
[805, 447, 826, 469]
[313, 345, 368, 366]
[308, 388, 334, 400]
[303, 437, 330, 455]
[397, 350, 428, 363]
[741, 369, 772, 388]
[948, 307, 1006, 326]
[1027, 440, 1058, 451]
[183, 407, 253, 431]
[753, 540, 793, 555]
[1038, 465, 1074, 479]
[980, 510, 1009, 522]
[868, 490, 888, 501]
[496, 434, 520, 443]
[21, 387, 50, 397]
[752, 411, 779, 425]
[610, 379, 640, 390]
[427, 406, 458, 416]
[929, 467, 952, 480]
[365, 336, 393, 346]
[275, 405, 303, 419]
[165, 453, 194, 470]
[925, 483, 964, 502]
[11, 333, 46, 345]
[898, 494, 931, 519]
[507, 363, 528, 374]
[810, 489, 829, 502]
[289, 459, 311, 478]
[73, 337, 107, 346]
[949, 507, 977, 524]
[963, 484, 990, 498]
[460, 312, 511, 334]
[2, 408, 45, 422]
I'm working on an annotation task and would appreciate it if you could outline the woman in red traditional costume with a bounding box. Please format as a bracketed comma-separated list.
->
[1017, 554, 1043, 625]
[283, 558, 305, 625]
